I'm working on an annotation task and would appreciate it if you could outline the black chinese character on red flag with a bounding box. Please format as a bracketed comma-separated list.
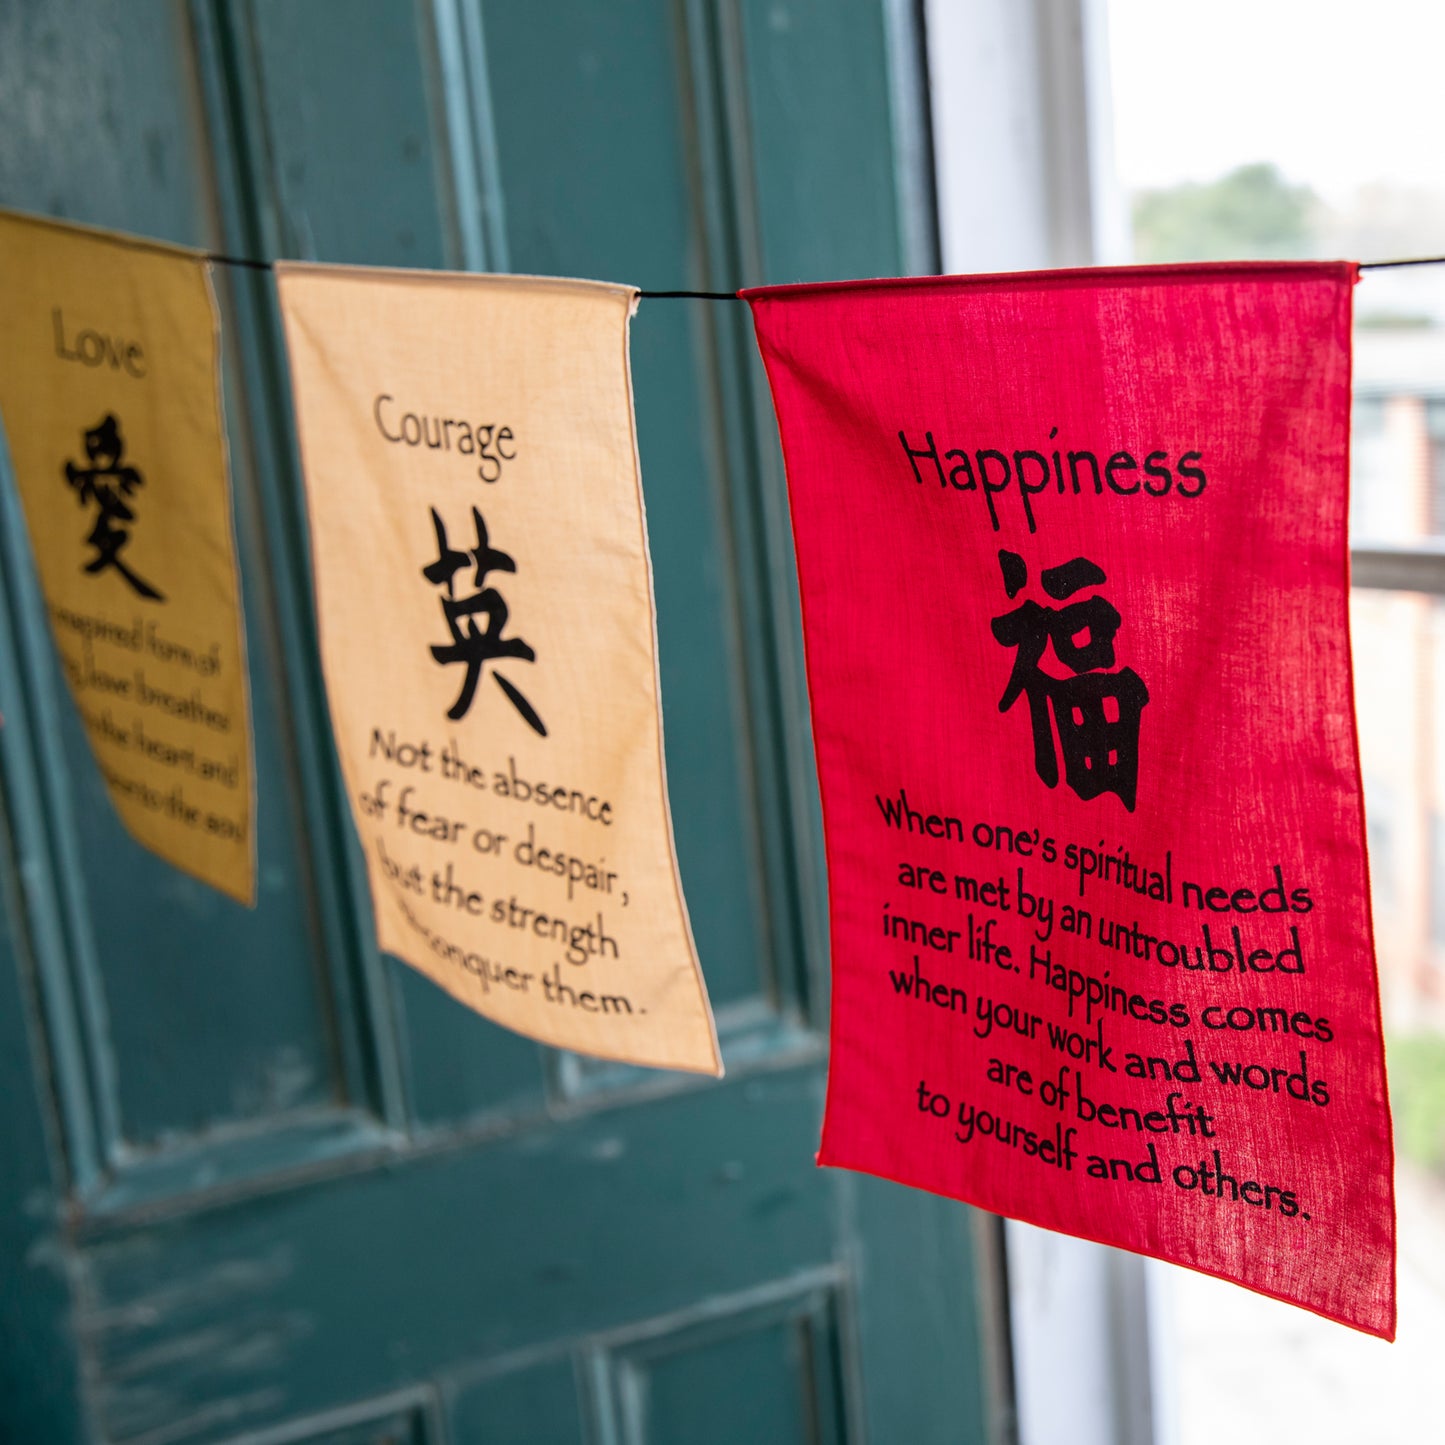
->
[423, 505, 545, 736]
[991, 549, 1148, 811]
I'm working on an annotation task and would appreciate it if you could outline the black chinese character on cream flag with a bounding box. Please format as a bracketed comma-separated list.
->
[423, 505, 545, 736]
[62, 414, 163, 600]
[991, 549, 1148, 811]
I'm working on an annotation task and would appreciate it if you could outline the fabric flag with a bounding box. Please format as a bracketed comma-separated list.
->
[747, 264, 1394, 1337]
[276, 264, 720, 1074]
[0, 210, 254, 904]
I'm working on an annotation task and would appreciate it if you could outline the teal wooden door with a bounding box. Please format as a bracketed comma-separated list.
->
[0, 4, 1003, 1442]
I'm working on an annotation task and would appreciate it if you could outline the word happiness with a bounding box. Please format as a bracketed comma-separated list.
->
[897, 427, 1207, 533]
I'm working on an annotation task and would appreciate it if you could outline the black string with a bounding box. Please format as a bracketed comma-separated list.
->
[1358, 256, 1445, 271]
[23, 215, 1442, 285]
[205, 251, 271, 273]
[200, 250, 737, 296]
[198, 248, 1445, 287]
[23, 205, 1438, 287]
[635, 288, 741, 299]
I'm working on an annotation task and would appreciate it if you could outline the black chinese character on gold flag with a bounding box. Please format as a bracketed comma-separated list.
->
[62, 413, 163, 600]
[991, 549, 1148, 811]
[423, 505, 545, 736]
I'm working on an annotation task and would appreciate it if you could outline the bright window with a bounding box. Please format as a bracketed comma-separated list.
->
[1108, 3, 1445, 1438]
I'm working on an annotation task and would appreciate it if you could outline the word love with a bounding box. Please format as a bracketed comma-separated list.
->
[52, 307, 146, 378]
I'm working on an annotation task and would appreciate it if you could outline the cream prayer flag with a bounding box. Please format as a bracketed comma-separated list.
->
[276, 264, 720, 1074]
[0, 211, 254, 903]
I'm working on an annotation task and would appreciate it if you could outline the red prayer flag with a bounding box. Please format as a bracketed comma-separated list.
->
[746, 263, 1395, 1338]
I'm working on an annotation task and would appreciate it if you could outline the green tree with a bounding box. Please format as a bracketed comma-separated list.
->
[1132, 162, 1320, 263]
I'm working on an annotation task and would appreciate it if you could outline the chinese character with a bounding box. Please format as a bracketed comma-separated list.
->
[991, 549, 1148, 811]
[62, 414, 163, 600]
[423, 505, 545, 735]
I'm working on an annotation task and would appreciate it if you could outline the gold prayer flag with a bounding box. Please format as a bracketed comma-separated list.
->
[276, 264, 720, 1074]
[0, 211, 255, 903]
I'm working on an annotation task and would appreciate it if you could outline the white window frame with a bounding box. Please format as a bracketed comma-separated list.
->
[926, 7, 1441, 1443]
[923, 7, 1170, 1439]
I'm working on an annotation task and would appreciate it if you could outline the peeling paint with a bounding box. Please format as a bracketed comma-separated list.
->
[80, 1246, 294, 1339]
[232, 1048, 320, 1118]
[112, 1387, 286, 1445]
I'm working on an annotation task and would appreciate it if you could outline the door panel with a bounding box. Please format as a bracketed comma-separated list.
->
[0, 783, 88, 1443]
[0, 2, 1003, 1441]
[434, 0, 788, 1024]
[0, 0, 369, 1190]
[79, 1073, 833, 1438]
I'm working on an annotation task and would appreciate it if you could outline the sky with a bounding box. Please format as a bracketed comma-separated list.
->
[1107, 0, 1445, 201]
